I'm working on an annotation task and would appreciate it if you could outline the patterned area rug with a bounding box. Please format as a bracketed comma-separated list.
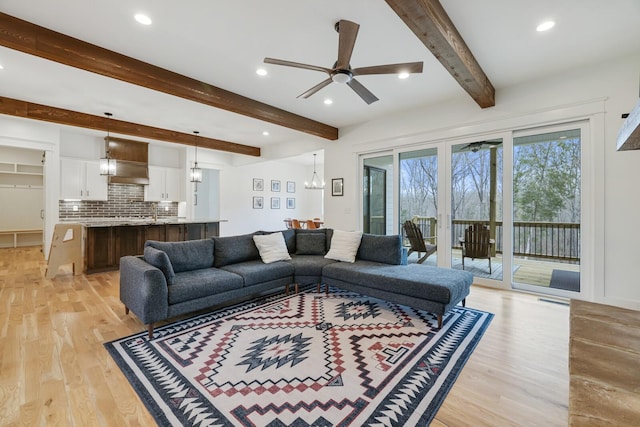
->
[105, 287, 493, 426]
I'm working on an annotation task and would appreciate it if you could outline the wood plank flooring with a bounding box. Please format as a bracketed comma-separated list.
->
[0, 246, 571, 426]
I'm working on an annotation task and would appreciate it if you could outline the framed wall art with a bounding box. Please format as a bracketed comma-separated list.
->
[253, 178, 264, 191]
[271, 197, 280, 209]
[286, 198, 295, 209]
[287, 181, 295, 193]
[253, 196, 263, 209]
[332, 178, 344, 196]
[271, 180, 281, 192]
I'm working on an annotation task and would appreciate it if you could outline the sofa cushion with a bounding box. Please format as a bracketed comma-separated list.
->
[281, 228, 297, 253]
[213, 233, 260, 267]
[357, 234, 404, 265]
[143, 246, 176, 284]
[325, 230, 363, 263]
[253, 232, 292, 264]
[168, 268, 244, 305]
[220, 260, 294, 286]
[145, 239, 214, 273]
[286, 254, 338, 277]
[322, 262, 472, 305]
[296, 230, 326, 255]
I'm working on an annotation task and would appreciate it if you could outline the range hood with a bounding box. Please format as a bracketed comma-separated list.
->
[106, 137, 149, 184]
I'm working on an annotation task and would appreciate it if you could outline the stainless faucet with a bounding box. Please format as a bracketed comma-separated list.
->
[151, 203, 158, 222]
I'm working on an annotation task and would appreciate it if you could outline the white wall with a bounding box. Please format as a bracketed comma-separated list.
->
[322, 53, 640, 311]
[218, 159, 324, 236]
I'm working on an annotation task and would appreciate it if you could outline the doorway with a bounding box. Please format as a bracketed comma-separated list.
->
[363, 155, 393, 235]
[193, 168, 220, 219]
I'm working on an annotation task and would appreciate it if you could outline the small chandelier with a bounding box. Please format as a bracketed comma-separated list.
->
[305, 153, 325, 190]
[99, 112, 116, 176]
[190, 130, 202, 183]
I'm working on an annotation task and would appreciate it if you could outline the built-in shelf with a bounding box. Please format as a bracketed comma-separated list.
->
[0, 229, 43, 248]
[0, 162, 44, 187]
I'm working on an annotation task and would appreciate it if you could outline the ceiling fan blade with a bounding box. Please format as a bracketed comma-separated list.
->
[336, 20, 359, 69]
[352, 62, 424, 76]
[346, 78, 379, 104]
[264, 58, 331, 74]
[297, 78, 333, 99]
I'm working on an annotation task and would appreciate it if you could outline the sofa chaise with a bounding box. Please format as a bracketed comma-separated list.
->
[119, 228, 473, 338]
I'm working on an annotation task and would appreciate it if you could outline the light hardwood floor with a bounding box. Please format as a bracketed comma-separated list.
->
[0, 246, 570, 426]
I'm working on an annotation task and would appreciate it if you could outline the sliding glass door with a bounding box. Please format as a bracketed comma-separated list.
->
[399, 148, 439, 264]
[449, 139, 504, 282]
[512, 126, 583, 296]
[359, 121, 589, 295]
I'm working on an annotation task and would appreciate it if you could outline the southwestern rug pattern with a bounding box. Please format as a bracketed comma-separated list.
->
[105, 287, 493, 426]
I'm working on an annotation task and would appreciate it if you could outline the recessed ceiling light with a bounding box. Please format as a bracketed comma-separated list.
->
[134, 14, 152, 26]
[256, 68, 267, 76]
[536, 21, 555, 32]
[324, 99, 333, 105]
[398, 72, 410, 79]
[262, 131, 269, 136]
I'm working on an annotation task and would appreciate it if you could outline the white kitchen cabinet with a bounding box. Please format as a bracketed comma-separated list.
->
[60, 158, 108, 200]
[145, 166, 184, 202]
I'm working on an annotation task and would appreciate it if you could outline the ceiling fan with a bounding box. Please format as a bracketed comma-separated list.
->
[264, 19, 423, 105]
[462, 140, 503, 152]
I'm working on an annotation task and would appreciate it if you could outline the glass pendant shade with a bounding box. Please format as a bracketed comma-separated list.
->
[99, 157, 116, 176]
[190, 163, 202, 183]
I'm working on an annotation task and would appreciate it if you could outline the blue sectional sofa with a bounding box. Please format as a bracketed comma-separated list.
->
[119, 228, 473, 338]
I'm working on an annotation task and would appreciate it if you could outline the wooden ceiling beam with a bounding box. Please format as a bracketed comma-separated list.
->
[385, 0, 495, 108]
[0, 96, 261, 157]
[0, 12, 338, 141]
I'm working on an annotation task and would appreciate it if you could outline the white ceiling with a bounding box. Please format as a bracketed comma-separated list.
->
[1, 0, 640, 163]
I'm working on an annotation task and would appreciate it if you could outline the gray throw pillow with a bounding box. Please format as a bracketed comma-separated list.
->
[357, 234, 404, 265]
[296, 232, 326, 255]
[143, 246, 176, 284]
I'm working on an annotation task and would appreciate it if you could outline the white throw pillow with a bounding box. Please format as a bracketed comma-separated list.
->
[253, 232, 292, 264]
[325, 230, 363, 263]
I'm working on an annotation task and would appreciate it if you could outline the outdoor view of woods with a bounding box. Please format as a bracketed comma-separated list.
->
[398, 128, 581, 289]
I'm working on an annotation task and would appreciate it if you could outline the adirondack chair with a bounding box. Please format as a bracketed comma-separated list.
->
[403, 220, 437, 264]
[459, 223, 494, 273]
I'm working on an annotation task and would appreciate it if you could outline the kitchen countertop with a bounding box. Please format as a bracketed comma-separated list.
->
[59, 218, 227, 227]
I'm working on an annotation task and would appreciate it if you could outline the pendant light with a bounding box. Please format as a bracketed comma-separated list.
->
[305, 153, 325, 190]
[99, 112, 116, 176]
[190, 130, 202, 183]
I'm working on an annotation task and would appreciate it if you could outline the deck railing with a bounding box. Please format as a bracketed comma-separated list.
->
[404, 216, 580, 262]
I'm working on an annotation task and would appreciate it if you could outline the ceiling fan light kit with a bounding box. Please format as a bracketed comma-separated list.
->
[265, 19, 423, 104]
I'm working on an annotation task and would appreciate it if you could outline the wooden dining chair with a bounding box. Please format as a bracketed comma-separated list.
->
[284, 218, 293, 229]
[291, 219, 302, 229]
[306, 220, 317, 229]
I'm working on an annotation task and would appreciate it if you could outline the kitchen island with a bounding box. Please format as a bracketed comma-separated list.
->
[65, 218, 225, 274]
